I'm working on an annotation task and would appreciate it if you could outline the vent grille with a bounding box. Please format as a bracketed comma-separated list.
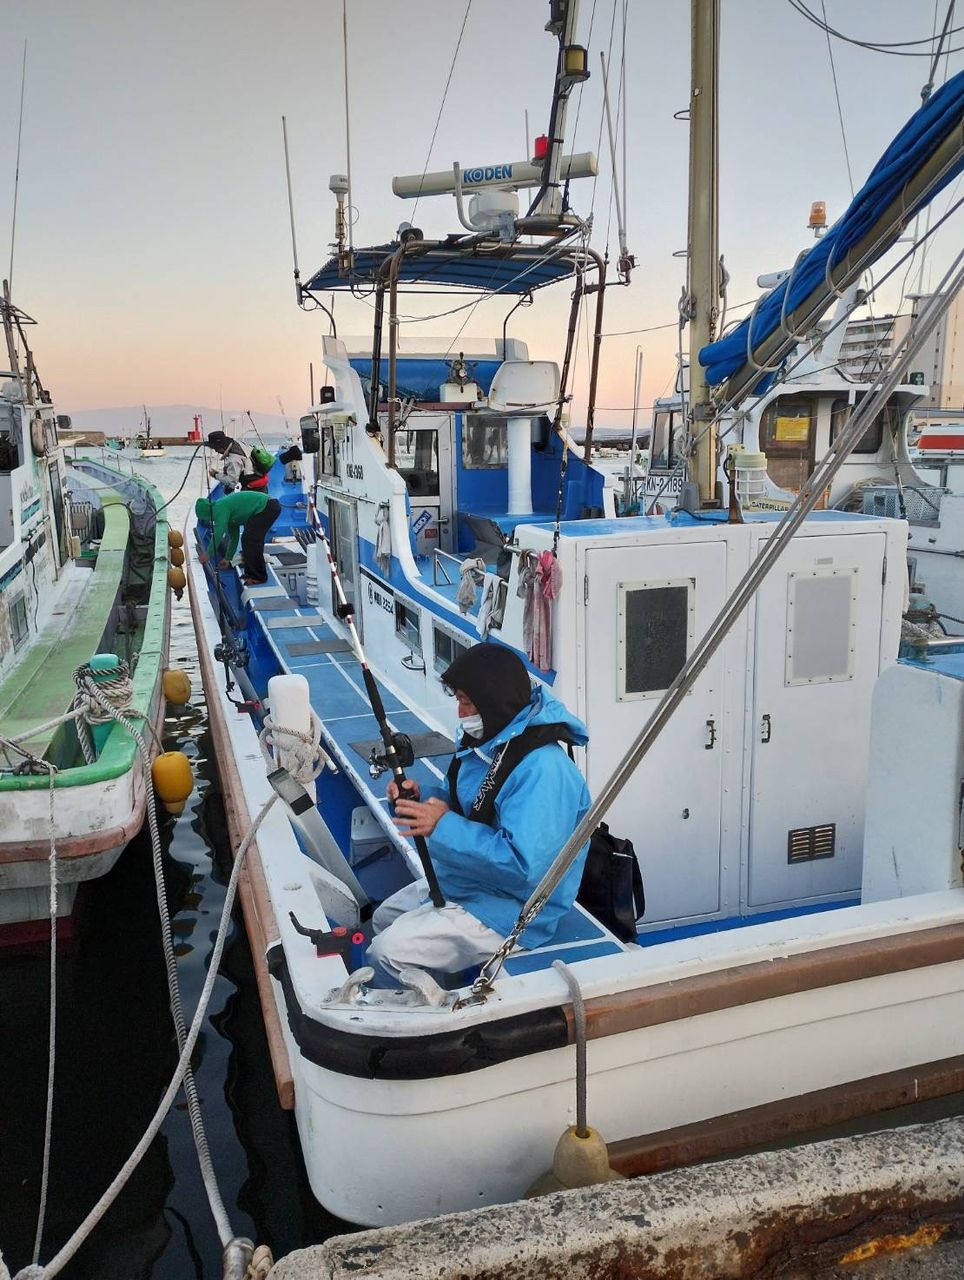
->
[787, 823, 836, 864]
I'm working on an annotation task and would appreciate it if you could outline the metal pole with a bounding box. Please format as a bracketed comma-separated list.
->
[686, 0, 720, 504]
[582, 250, 607, 464]
[628, 346, 643, 495]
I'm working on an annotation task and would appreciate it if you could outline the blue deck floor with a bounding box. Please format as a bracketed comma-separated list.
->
[249, 573, 628, 975]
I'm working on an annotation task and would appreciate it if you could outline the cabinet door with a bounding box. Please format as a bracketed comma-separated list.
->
[584, 541, 727, 924]
[747, 531, 885, 909]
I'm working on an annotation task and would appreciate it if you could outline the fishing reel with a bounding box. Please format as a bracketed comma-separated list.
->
[214, 633, 250, 669]
[368, 732, 415, 779]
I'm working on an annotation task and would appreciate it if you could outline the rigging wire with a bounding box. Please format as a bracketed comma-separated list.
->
[8, 40, 27, 292]
[410, 0, 474, 224]
[819, 0, 855, 196]
[786, 0, 964, 56]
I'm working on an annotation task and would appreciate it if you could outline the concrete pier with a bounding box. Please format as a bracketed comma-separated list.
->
[269, 1116, 964, 1279]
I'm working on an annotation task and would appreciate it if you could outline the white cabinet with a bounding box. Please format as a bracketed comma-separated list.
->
[746, 530, 886, 909]
[584, 540, 728, 924]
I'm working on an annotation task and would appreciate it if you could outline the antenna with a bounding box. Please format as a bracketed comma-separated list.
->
[8, 41, 27, 292]
[342, 0, 354, 256]
[600, 51, 633, 279]
[281, 115, 302, 305]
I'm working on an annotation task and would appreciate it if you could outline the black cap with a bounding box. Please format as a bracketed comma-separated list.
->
[442, 644, 531, 742]
[207, 430, 229, 447]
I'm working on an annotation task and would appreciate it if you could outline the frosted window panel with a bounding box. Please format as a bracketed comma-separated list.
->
[787, 571, 856, 684]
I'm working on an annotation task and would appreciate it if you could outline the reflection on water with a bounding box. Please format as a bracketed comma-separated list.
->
[0, 450, 346, 1278]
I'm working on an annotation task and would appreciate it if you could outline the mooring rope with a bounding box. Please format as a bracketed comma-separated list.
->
[11, 789, 278, 1280]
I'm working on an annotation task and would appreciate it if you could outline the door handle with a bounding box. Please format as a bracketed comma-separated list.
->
[761, 713, 772, 744]
[705, 718, 716, 750]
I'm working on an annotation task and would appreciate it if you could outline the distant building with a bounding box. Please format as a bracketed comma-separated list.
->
[838, 290, 963, 409]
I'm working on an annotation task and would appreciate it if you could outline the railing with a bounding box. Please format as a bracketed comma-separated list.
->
[432, 547, 464, 587]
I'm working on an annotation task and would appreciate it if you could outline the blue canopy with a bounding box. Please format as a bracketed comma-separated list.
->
[700, 69, 964, 390]
[304, 242, 580, 295]
[349, 356, 503, 402]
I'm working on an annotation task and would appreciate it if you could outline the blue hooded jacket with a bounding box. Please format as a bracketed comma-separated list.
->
[422, 685, 591, 949]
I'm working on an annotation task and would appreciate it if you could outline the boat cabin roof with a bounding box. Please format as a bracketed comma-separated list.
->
[305, 239, 583, 295]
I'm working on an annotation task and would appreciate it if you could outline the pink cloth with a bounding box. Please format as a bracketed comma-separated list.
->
[519, 550, 560, 670]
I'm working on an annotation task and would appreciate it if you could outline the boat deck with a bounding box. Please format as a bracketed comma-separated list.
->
[0, 499, 129, 755]
[244, 578, 630, 975]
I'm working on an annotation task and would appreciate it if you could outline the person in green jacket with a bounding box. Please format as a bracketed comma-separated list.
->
[195, 490, 281, 585]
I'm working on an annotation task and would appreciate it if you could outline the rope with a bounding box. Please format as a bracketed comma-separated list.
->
[553, 961, 587, 1137]
[12, 791, 278, 1280]
[258, 710, 327, 786]
[79, 675, 234, 1241]
[31, 767, 59, 1267]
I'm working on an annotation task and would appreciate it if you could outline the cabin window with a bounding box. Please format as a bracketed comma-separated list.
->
[395, 599, 422, 655]
[9, 594, 28, 650]
[829, 396, 893, 455]
[785, 568, 857, 686]
[617, 579, 694, 700]
[320, 425, 340, 478]
[462, 416, 508, 469]
[396, 427, 440, 497]
[650, 410, 682, 471]
[761, 399, 816, 492]
[433, 624, 470, 674]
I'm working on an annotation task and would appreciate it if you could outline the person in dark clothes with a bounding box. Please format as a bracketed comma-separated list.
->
[195, 490, 281, 584]
[206, 431, 248, 493]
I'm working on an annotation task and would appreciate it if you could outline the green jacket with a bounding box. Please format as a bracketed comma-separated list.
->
[195, 491, 272, 560]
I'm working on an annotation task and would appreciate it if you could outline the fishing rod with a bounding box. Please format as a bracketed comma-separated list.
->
[245, 410, 266, 446]
[151, 442, 204, 520]
[310, 512, 445, 908]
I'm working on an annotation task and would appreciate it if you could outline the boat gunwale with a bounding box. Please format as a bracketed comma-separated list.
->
[0, 464, 171, 791]
[263, 917, 964, 1081]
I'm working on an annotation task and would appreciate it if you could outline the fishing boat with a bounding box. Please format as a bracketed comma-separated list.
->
[0, 286, 177, 942]
[189, 0, 964, 1227]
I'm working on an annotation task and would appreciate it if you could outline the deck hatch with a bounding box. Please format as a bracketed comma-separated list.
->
[787, 822, 836, 864]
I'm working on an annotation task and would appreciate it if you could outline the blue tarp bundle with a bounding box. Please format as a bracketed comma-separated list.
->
[699, 68, 964, 390]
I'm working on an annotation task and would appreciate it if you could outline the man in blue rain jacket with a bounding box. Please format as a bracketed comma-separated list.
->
[368, 643, 591, 985]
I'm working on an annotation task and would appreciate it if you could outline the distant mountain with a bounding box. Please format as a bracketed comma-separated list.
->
[63, 404, 293, 439]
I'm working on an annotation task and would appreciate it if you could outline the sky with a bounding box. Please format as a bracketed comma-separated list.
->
[2, 0, 962, 430]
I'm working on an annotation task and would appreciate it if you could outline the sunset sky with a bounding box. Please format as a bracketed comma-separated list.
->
[2, 0, 961, 429]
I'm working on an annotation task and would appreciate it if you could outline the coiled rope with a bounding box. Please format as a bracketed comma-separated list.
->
[258, 708, 327, 786]
[71, 662, 136, 765]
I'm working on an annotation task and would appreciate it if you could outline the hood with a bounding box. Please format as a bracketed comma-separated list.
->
[458, 684, 588, 754]
[443, 643, 531, 742]
[195, 497, 214, 522]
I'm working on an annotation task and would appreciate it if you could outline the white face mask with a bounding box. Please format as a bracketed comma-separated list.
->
[459, 713, 485, 739]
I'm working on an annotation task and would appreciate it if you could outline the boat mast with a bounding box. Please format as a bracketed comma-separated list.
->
[684, 0, 721, 507]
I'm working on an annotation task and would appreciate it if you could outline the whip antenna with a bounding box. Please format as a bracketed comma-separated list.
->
[8, 40, 27, 293]
[281, 115, 302, 305]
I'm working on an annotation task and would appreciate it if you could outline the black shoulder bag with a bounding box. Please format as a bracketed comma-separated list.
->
[447, 726, 645, 944]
